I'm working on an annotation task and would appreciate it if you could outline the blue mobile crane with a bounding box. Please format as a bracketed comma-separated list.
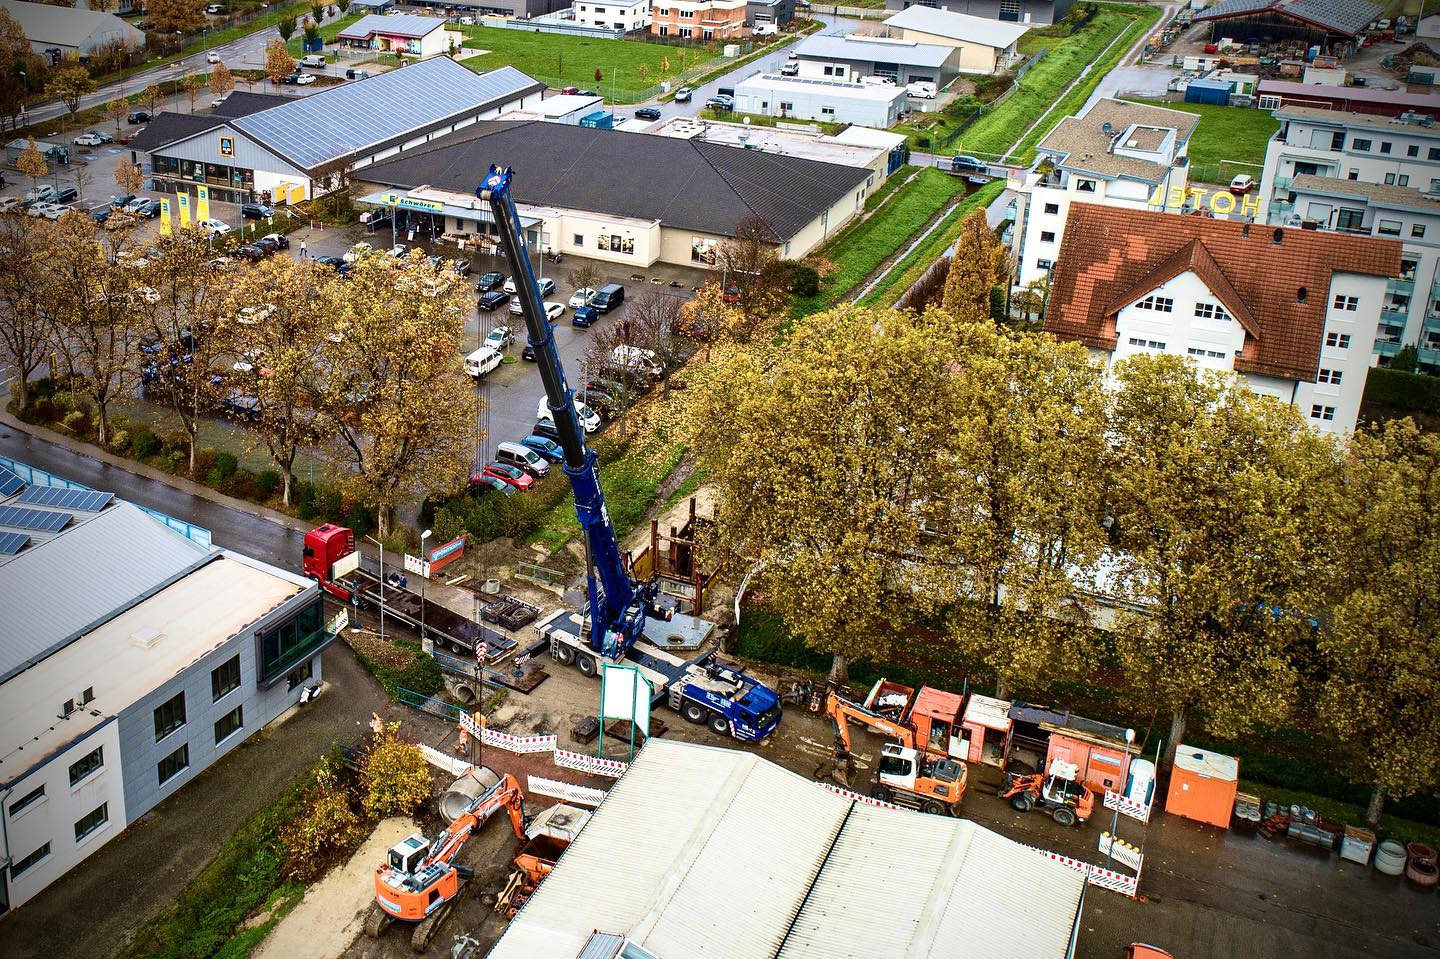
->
[478, 166, 781, 742]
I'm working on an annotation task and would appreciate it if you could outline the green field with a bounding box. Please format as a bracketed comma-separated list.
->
[1127, 98, 1279, 185]
[285, 12, 364, 57]
[793, 168, 968, 316]
[459, 27, 719, 102]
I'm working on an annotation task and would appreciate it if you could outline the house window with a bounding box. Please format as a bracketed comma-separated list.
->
[211, 656, 241, 702]
[1186, 346, 1227, 359]
[1194, 302, 1230, 321]
[9, 785, 45, 817]
[1326, 332, 1352, 348]
[158, 744, 189, 785]
[287, 659, 314, 690]
[678, 26, 691, 37]
[658, 24, 668, 34]
[74, 802, 109, 842]
[153, 692, 186, 741]
[11, 843, 50, 877]
[1076, 179, 1097, 193]
[1400, 175, 1410, 187]
[215, 705, 244, 744]
[1336, 208, 1364, 231]
[1415, 224, 1428, 238]
[1318, 368, 1343, 384]
[1331, 131, 1345, 149]
[573, 233, 584, 246]
[1043, 202, 1059, 214]
[1036, 258, 1053, 270]
[1349, 169, 1360, 180]
[1310, 404, 1336, 422]
[1381, 141, 1393, 154]
[1431, 147, 1440, 161]
[1384, 173, 1396, 185]
[780, 101, 794, 112]
[1259, 95, 1282, 110]
[1352, 138, 1372, 151]
[1333, 294, 1359, 311]
[68, 747, 103, 786]
[1377, 219, 1402, 237]
[1040, 230, 1055, 242]
[1135, 295, 1173, 312]
[821, 107, 835, 117]
[1127, 337, 1167, 349]
[1409, 144, 1420, 157]
[823, 65, 835, 76]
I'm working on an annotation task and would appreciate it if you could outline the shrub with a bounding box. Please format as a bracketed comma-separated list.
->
[279, 761, 365, 883]
[62, 409, 89, 433]
[257, 469, 281, 496]
[317, 487, 344, 520]
[432, 506, 466, 545]
[783, 261, 821, 299]
[109, 429, 130, 454]
[360, 729, 433, 819]
[295, 481, 318, 520]
[1364, 366, 1440, 413]
[132, 430, 162, 459]
[342, 502, 372, 537]
[213, 451, 239, 479]
[916, 136, 931, 149]
[193, 448, 218, 478]
[30, 398, 55, 423]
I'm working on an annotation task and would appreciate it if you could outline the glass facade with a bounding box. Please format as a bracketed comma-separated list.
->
[257, 599, 326, 685]
[151, 154, 255, 205]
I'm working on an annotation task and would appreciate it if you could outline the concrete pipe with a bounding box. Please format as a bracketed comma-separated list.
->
[1375, 840, 1407, 876]
[443, 674, 477, 705]
[439, 765, 501, 825]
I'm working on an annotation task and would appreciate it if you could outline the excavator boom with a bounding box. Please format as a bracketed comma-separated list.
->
[826, 689, 916, 759]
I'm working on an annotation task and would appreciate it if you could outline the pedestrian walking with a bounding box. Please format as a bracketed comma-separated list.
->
[299, 239, 307, 259]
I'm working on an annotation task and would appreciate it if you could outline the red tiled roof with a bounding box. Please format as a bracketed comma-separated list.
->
[1045, 204, 1402, 381]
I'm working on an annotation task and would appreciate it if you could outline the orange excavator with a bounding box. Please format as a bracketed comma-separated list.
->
[826, 680, 968, 817]
[364, 770, 527, 952]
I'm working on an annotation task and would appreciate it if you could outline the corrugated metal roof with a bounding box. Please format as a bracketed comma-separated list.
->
[486, 740, 1085, 959]
[794, 34, 953, 69]
[883, 5, 1030, 48]
[233, 58, 542, 171]
[0, 0, 144, 48]
[0, 503, 211, 682]
[337, 13, 446, 39]
[1194, 0, 1380, 35]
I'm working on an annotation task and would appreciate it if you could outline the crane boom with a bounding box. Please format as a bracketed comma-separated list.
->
[477, 165, 647, 659]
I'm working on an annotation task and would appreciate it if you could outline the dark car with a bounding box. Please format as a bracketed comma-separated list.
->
[220, 392, 263, 422]
[235, 244, 267, 261]
[128, 110, 150, 124]
[253, 236, 282, 255]
[111, 193, 136, 209]
[90, 206, 111, 223]
[280, 73, 300, 85]
[52, 187, 77, 204]
[134, 200, 162, 218]
[479, 290, 510, 311]
[532, 419, 563, 444]
[139, 333, 166, 355]
[951, 154, 986, 175]
[705, 94, 734, 111]
[635, 107, 661, 121]
[259, 232, 289, 250]
[476, 271, 504, 291]
[521, 434, 564, 463]
[467, 473, 514, 497]
[241, 203, 274, 220]
[571, 305, 599, 328]
[521, 341, 537, 361]
[449, 258, 472, 277]
[576, 386, 616, 416]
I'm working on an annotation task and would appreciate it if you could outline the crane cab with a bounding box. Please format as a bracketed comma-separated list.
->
[388, 835, 429, 877]
[874, 742, 967, 816]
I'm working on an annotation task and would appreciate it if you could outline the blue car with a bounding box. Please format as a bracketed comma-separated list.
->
[521, 434, 564, 463]
[571, 305, 598, 328]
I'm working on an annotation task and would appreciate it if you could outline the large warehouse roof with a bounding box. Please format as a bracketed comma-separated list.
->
[358, 119, 871, 241]
[1193, 0, 1381, 37]
[486, 740, 1085, 959]
[793, 34, 953, 69]
[882, 5, 1030, 48]
[0, 0, 144, 49]
[336, 12, 447, 39]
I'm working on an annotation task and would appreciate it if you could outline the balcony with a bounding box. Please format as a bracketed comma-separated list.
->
[1421, 346, 1440, 368]
[1375, 339, 1404, 357]
[1381, 307, 1410, 326]
[1389, 277, 1416, 297]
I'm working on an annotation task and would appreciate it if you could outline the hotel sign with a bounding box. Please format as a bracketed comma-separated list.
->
[1149, 184, 1262, 218]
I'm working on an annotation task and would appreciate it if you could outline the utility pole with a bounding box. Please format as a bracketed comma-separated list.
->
[419, 528, 432, 644]
[364, 533, 387, 639]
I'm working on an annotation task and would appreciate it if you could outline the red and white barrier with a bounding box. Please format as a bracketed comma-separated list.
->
[1103, 790, 1153, 824]
[1029, 846, 1140, 897]
[820, 783, 902, 810]
[481, 728, 558, 754]
[554, 748, 629, 779]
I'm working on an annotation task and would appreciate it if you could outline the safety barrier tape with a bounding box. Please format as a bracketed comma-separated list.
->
[821, 783, 902, 810]
[1030, 847, 1140, 896]
[481, 728, 558, 754]
[1103, 791, 1153, 824]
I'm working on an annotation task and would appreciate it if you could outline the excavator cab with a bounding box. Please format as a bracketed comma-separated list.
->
[387, 835, 429, 877]
[874, 743, 966, 816]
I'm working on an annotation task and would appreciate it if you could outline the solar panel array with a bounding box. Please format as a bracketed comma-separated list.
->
[0, 531, 29, 555]
[233, 60, 540, 171]
[18, 486, 114, 512]
[0, 464, 23, 497]
[0, 505, 71, 533]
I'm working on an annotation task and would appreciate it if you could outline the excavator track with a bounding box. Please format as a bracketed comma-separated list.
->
[363, 904, 394, 938]
[411, 883, 462, 953]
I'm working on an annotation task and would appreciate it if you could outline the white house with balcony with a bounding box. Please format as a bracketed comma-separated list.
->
[1010, 98, 1199, 288]
[573, 0, 651, 31]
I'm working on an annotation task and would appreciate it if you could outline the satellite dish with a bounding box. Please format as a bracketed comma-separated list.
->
[1102, 121, 1114, 134]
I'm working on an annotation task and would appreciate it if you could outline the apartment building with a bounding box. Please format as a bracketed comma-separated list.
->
[1010, 98, 1198, 287]
[1045, 203, 1401, 434]
[1259, 106, 1440, 366]
[0, 462, 331, 916]
[575, 0, 651, 32]
[651, 0, 747, 39]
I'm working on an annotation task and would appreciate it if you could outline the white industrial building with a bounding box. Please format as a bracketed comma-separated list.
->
[734, 72, 909, 127]
[0, 0, 145, 56]
[789, 33, 958, 86]
[1010, 98, 1199, 287]
[0, 460, 331, 917]
[129, 57, 544, 206]
[650, 115, 910, 180]
[574, 0, 652, 31]
[486, 739, 1086, 958]
[881, 5, 1028, 74]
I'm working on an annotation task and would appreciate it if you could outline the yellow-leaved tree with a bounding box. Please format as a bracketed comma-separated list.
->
[940, 209, 1006, 324]
[361, 723, 432, 818]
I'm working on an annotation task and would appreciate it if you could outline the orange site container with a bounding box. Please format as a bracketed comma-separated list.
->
[1165, 744, 1239, 829]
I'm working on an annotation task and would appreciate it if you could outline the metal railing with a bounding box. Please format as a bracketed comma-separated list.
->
[517, 561, 568, 586]
[397, 687, 465, 721]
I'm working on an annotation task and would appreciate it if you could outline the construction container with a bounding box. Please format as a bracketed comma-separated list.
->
[1185, 78, 1231, 105]
[1165, 745, 1239, 829]
[960, 694, 1011, 767]
[1047, 730, 1133, 795]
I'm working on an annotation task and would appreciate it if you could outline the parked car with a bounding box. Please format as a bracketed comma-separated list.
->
[482, 462, 534, 491]
[295, 74, 316, 86]
[72, 132, 105, 146]
[906, 81, 937, 99]
[467, 473, 514, 497]
[485, 326, 515, 351]
[43, 204, 75, 220]
[521, 341, 538, 361]
[110, 193, 136, 209]
[385, 244, 407, 258]
[476, 270, 504, 291]
[536, 396, 601, 433]
[674, 87, 692, 103]
[25, 185, 54, 203]
[220, 392, 263, 421]
[198, 218, 231, 236]
[315, 255, 352, 276]
[951, 155, 986, 175]
[635, 107, 661, 121]
[25, 202, 55, 218]
[123, 196, 150, 213]
[235, 243, 268, 261]
[572, 305, 599, 328]
[449, 258, 472, 276]
[90, 205, 111, 223]
[496, 440, 549, 478]
[342, 242, 372, 263]
[206, 52, 222, 65]
[779, 62, 799, 76]
[543, 301, 565, 323]
[241, 203, 274, 220]
[705, 94, 734, 111]
[591, 283, 625, 313]
[0, 195, 23, 213]
[521, 434, 564, 463]
[609, 344, 663, 380]
[569, 287, 595, 308]
[281, 73, 300, 85]
[127, 110, 151, 124]
[532, 418, 563, 443]
[504, 275, 555, 295]
[134, 200, 162, 218]
[52, 187, 77, 204]
[479, 290, 510, 311]
[464, 345, 504, 378]
[345, 68, 370, 80]
[575, 386, 617, 416]
[299, 54, 327, 69]
[1229, 174, 1255, 195]
[117, 128, 144, 144]
[259, 232, 289, 250]
[561, 86, 579, 95]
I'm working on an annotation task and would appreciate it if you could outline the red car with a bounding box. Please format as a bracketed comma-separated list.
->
[481, 462, 534, 491]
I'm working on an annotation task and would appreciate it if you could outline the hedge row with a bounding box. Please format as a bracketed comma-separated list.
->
[1364, 365, 1440, 413]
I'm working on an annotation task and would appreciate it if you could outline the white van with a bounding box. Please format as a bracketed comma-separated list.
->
[906, 81, 937, 99]
[536, 397, 602, 434]
[299, 54, 327, 69]
[465, 346, 503, 378]
[609, 344, 663, 380]
[496, 441, 549, 477]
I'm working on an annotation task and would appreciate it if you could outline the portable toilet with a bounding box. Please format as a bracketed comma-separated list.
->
[1124, 757, 1156, 808]
[1165, 745, 1239, 828]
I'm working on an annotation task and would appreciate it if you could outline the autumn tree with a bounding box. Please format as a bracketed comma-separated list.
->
[15, 136, 47, 194]
[1106, 355, 1340, 765]
[684, 306, 965, 682]
[0, 219, 54, 410]
[265, 38, 297, 86]
[676, 280, 743, 357]
[46, 60, 95, 131]
[137, 228, 237, 473]
[940, 210, 1006, 325]
[619, 287, 686, 383]
[209, 60, 234, 101]
[935, 322, 1110, 697]
[182, 71, 204, 112]
[317, 255, 479, 535]
[337, 0, 350, 12]
[223, 256, 332, 505]
[0, 9, 41, 133]
[276, 14, 297, 42]
[114, 160, 145, 197]
[310, 1, 324, 21]
[567, 260, 602, 293]
[143, 83, 165, 116]
[1317, 420, 1440, 824]
[714, 213, 790, 338]
[104, 97, 127, 132]
[149, 0, 205, 33]
[361, 724, 431, 818]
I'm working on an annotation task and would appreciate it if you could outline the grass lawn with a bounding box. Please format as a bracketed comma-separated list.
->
[1127, 98, 1279, 185]
[286, 12, 364, 57]
[793, 167, 967, 316]
[858, 180, 1006, 308]
[530, 440, 686, 551]
[697, 108, 846, 136]
[459, 27, 719, 102]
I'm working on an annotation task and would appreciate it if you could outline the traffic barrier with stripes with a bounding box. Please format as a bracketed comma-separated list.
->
[821, 783, 902, 810]
[481, 728, 558, 754]
[1030, 846, 1141, 897]
[554, 748, 630, 779]
[1103, 790, 1153, 824]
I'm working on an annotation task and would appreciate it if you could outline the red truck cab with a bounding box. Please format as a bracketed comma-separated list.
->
[304, 524, 357, 600]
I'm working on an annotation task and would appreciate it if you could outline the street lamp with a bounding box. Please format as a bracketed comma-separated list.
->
[364, 533, 387, 639]
[419, 528, 432, 645]
[1102, 727, 1137, 876]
